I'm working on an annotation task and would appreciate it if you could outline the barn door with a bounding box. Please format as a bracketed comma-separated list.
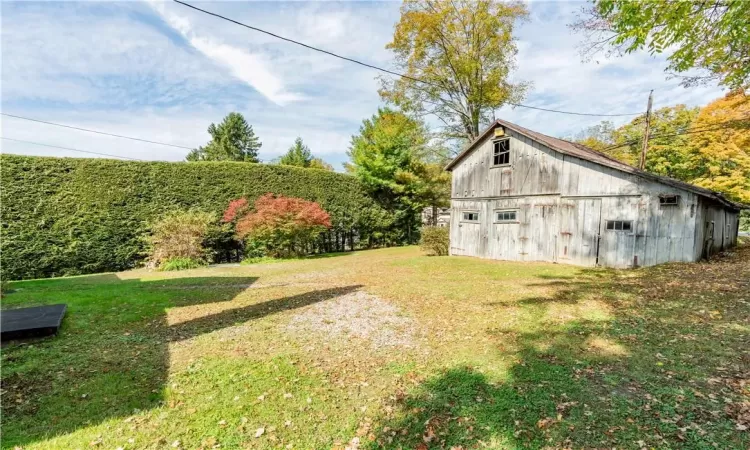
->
[559, 198, 602, 266]
[454, 212, 482, 257]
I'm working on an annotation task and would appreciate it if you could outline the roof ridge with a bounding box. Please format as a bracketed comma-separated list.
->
[445, 118, 745, 210]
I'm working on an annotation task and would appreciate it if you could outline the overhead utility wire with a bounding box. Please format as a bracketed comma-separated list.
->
[1, 113, 193, 150]
[172, 0, 643, 118]
[598, 117, 750, 152]
[0, 137, 144, 161]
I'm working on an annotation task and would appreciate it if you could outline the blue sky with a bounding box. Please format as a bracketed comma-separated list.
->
[1, 1, 725, 170]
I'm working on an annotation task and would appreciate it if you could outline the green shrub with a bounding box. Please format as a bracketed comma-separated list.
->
[147, 210, 214, 267]
[420, 226, 450, 256]
[0, 155, 390, 280]
[741, 210, 750, 232]
[0, 279, 12, 297]
[159, 257, 205, 271]
[243, 239, 267, 259]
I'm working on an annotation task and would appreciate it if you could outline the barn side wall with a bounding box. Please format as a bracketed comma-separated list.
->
[449, 125, 738, 268]
[697, 198, 740, 258]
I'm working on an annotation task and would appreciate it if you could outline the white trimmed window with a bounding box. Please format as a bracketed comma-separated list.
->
[462, 211, 479, 222]
[494, 210, 518, 223]
[606, 220, 633, 231]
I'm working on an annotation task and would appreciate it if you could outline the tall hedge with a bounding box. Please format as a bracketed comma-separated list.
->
[1, 155, 387, 280]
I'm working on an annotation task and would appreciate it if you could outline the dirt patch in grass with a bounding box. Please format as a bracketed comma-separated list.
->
[287, 291, 417, 349]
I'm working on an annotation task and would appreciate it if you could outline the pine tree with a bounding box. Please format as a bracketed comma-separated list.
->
[279, 138, 313, 167]
[186, 113, 261, 162]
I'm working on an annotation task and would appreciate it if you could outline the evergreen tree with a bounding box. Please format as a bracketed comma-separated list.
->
[278, 138, 334, 171]
[279, 138, 313, 167]
[187, 112, 261, 162]
[347, 108, 450, 243]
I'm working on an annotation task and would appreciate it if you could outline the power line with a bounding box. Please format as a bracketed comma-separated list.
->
[1, 113, 193, 150]
[172, 0, 643, 118]
[1, 137, 144, 161]
[598, 117, 750, 152]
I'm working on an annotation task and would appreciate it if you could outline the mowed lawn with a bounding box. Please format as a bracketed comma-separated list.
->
[2, 244, 749, 449]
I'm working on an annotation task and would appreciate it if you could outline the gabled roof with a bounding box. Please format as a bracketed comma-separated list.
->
[445, 119, 744, 211]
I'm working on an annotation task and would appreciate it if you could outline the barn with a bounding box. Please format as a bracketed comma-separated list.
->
[445, 119, 744, 268]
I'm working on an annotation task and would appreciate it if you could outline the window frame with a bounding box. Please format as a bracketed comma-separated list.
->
[461, 210, 480, 223]
[494, 209, 519, 224]
[659, 194, 680, 207]
[605, 220, 633, 233]
[491, 138, 511, 167]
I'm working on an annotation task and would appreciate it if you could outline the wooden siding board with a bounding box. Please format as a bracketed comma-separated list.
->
[449, 124, 737, 267]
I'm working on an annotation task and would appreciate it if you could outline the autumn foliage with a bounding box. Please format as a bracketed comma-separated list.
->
[222, 198, 250, 223]
[687, 90, 750, 204]
[224, 194, 331, 257]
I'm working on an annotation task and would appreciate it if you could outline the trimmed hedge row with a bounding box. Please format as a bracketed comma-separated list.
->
[1, 155, 385, 280]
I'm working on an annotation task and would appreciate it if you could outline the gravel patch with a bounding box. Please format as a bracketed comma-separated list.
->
[287, 291, 415, 349]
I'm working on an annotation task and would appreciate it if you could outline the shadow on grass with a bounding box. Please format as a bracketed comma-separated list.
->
[369, 249, 750, 449]
[304, 251, 356, 260]
[1, 275, 361, 448]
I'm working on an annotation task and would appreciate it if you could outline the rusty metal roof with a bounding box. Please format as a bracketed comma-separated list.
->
[445, 119, 744, 210]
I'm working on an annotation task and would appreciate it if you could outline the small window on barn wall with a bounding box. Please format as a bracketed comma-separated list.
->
[494, 210, 518, 223]
[605, 220, 633, 232]
[492, 138, 510, 166]
[461, 211, 479, 222]
[659, 194, 680, 206]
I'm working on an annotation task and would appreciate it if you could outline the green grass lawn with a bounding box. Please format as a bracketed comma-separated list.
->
[2, 245, 748, 449]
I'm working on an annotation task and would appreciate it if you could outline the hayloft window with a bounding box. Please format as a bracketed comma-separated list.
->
[606, 220, 632, 231]
[659, 194, 680, 206]
[494, 210, 518, 223]
[493, 139, 510, 166]
[462, 211, 479, 222]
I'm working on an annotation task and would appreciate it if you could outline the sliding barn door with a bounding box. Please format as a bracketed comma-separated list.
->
[559, 198, 602, 266]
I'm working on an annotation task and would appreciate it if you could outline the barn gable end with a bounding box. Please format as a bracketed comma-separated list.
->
[446, 120, 742, 268]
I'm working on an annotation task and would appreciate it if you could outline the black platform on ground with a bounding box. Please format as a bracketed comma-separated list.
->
[1, 304, 67, 341]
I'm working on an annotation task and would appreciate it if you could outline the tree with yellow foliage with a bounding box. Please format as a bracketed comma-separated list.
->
[380, 0, 529, 143]
[687, 91, 750, 204]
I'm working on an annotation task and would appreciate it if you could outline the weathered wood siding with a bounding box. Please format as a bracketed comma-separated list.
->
[449, 123, 738, 268]
[451, 129, 563, 199]
[697, 199, 740, 258]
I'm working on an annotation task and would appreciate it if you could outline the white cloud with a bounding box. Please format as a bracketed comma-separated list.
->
[0, 0, 727, 169]
[147, 1, 303, 106]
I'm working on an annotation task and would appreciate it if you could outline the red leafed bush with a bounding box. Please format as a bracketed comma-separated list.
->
[222, 198, 249, 223]
[225, 194, 331, 258]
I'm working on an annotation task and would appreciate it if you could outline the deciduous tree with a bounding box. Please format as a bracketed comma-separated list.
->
[226, 194, 331, 258]
[610, 105, 700, 179]
[687, 91, 750, 203]
[570, 121, 616, 151]
[187, 112, 262, 162]
[308, 158, 334, 171]
[380, 0, 530, 142]
[572, 93, 749, 204]
[572, 0, 750, 88]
